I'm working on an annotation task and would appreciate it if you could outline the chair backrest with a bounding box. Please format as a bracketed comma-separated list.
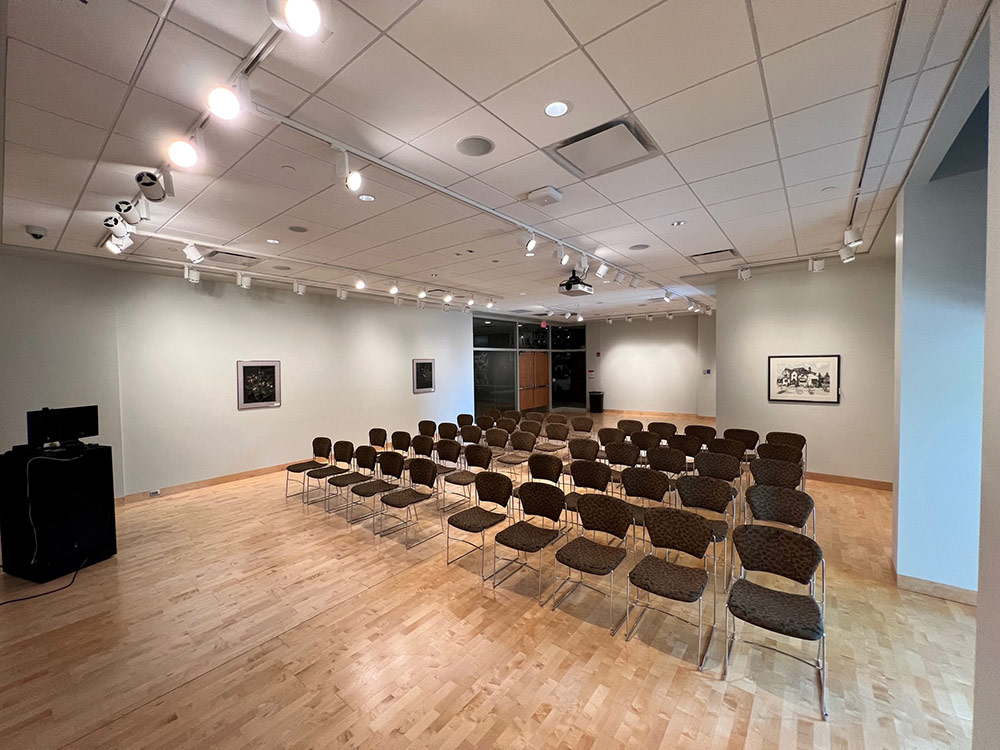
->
[621, 467, 670, 503]
[485, 427, 509, 448]
[749, 458, 803, 488]
[766, 431, 807, 450]
[377, 450, 404, 479]
[745, 485, 814, 529]
[509, 430, 536, 452]
[545, 414, 568, 425]
[332, 440, 354, 465]
[668, 433, 703, 458]
[597, 427, 626, 447]
[706, 437, 745, 460]
[567, 438, 600, 461]
[503, 410, 522, 423]
[438, 422, 459, 441]
[456, 413, 474, 427]
[418, 420, 437, 437]
[616, 419, 643, 437]
[648, 421, 677, 440]
[571, 416, 594, 433]
[496, 417, 518, 434]
[694, 451, 741, 482]
[475, 471, 512, 508]
[606, 441, 640, 468]
[524, 411, 544, 423]
[437, 439, 462, 464]
[528, 452, 562, 483]
[391, 431, 411, 452]
[570, 460, 612, 492]
[464, 443, 493, 470]
[732, 524, 823, 585]
[312, 437, 332, 460]
[644, 507, 712, 558]
[368, 428, 387, 449]
[485, 409, 502, 420]
[518, 482, 565, 523]
[757, 442, 803, 464]
[412, 434, 435, 457]
[578, 494, 632, 540]
[630, 430, 662, 452]
[519, 419, 542, 438]
[476, 415, 495, 431]
[646, 445, 687, 474]
[724, 428, 759, 452]
[460, 425, 483, 445]
[684, 424, 716, 444]
[355, 445, 378, 472]
[408, 457, 437, 489]
[544, 423, 569, 441]
[676, 474, 732, 514]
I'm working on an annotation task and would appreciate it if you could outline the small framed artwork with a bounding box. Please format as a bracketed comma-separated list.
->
[768, 355, 841, 404]
[413, 359, 435, 394]
[237, 360, 281, 410]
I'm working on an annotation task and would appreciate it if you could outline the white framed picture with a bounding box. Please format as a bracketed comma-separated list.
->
[768, 355, 840, 404]
[237, 360, 281, 409]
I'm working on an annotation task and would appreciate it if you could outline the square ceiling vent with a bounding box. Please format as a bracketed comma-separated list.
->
[205, 250, 259, 268]
[544, 116, 661, 179]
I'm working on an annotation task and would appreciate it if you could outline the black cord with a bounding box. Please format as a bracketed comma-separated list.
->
[0, 558, 87, 607]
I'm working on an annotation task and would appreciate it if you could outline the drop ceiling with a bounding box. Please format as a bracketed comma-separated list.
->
[0, 0, 987, 318]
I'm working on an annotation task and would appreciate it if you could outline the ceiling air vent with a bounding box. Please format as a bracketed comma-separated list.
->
[508, 308, 534, 315]
[689, 248, 739, 264]
[205, 250, 259, 268]
[543, 115, 661, 180]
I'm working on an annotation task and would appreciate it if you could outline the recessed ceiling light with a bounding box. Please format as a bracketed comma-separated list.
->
[266, 239, 280, 244]
[602, 280, 610, 284]
[485, 320, 492, 324]
[519, 292, 526, 295]
[629, 244, 649, 251]
[274, 265, 291, 271]
[821, 185, 837, 192]
[288, 225, 308, 233]
[281, 164, 296, 172]
[456, 136, 495, 157]
[671, 220, 686, 227]
[544, 101, 570, 117]
[359, 194, 375, 202]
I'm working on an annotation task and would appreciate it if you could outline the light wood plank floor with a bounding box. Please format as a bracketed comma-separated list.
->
[0, 417, 975, 749]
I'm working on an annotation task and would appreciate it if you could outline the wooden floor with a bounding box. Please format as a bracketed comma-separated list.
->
[0, 415, 975, 749]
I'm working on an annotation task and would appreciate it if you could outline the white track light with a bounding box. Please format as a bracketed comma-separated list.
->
[737, 266, 752, 281]
[486, 297, 494, 309]
[839, 245, 857, 263]
[418, 288, 427, 299]
[293, 281, 307, 295]
[355, 277, 366, 290]
[808, 258, 826, 273]
[629, 275, 639, 289]
[184, 266, 200, 283]
[662, 290, 672, 302]
[576, 313, 583, 322]
[606, 318, 613, 325]
[667, 313, 674, 320]
[388, 281, 399, 295]
[167, 130, 203, 169]
[394, 295, 402, 306]
[336, 150, 362, 192]
[135, 171, 167, 202]
[337, 288, 348, 300]
[103, 215, 129, 238]
[706, 309, 714, 316]
[625, 316, 632, 323]
[467, 296, 476, 306]
[237, 272, 251, 289]
[182, 243, 204, 264]
[525, 233, 537, 253]
[844, 227, 863, 248]
[115, 200, 142, 225]
[208, 86, 240, 120]
[564, 312, 572, 319]
[267, 0, 323, 36]
[556, 244, 568, 265]
[687, 300, 696, 311]
[104, 237, 130, 254]
[614, 270, 626, 284]
[579, 254, 589, 273]
[646, 314, 653, 322]
[595, 263, 610, 279]
[443, 291, 453, 304]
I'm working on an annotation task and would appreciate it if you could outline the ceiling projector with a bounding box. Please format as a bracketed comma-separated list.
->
[559, 272, 593, 296]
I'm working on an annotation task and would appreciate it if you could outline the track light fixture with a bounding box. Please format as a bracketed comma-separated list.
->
[237, 272, 252, 289]
[293, 281, 307, 296]
[706, 309, 714, 316]
[266, 0, 323, 37]
[625, 316, 632, 323]
[844, 227, 863, 248]
[595, 263, 610, 279]
[418, 288, 427, 299]
[579, 254, 589, 273]
[662, 290, 672, 302]
[207, 75, 250, 121]
[104, 236, 131, 254]
[337, 288, 348, 300]
[556, 244, 568, 266]
[486, 297, 494, 309]
[525, 232, 537, 253]
[839, 245, 857, 263]
[103, 215, 129, 238]
[576, 313, 583, 322]
[393, 295, 402, 306]
[564, 312, 572, 319]
[667, 313, 674, 320]
[335, 149, 362, 191]
[443, 291, 453, 304]
[614, 270, 626, 284]
[388, 281, 399, 295]
[354, 277, 366, 290]
[135, 171, 167, 202]
[606, 318, 612, 325]
[737, 266, 752, 281]
[467, 296, 476, 306]
[629, 275, 639, 289]
[167, 130, 203, 169]
[184, 266, 200, 284]
[182, 243, 204, 264]
[646, 314, 653, 322]
[687, 300, 696, 311]
[416, 299, 425, 309]
[115, 200, 142, 225]
[808, 258, 826, 273]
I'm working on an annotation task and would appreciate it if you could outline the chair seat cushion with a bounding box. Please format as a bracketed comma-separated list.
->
[306, 465, 347, 479]
[351, 479, 397, 497]
[569, 431, 592, 440]
[535, 442, 563, 453]
[448, 506, 507, 533]
[327, 471, 368, 487]
[445, 470, 477, 486]
[629, 556, 709, 603]
[381, 487, 432, 508]
[496, 451, 530, 465]
[564, 491, 581, 512]
[495, 521, 559, 553]
[727, 579, 823, 641]
[287, 459, 326, 473]
[435, 463, 457, 475]
[707, 518, 728, 542]
[512, 479, 559, 498]
[489, 446, 507, 457]
[556, 537, 627, 576]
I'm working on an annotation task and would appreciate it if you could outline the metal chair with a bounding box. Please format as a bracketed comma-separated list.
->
[493, 482, 565, 603]
[597, 427, 626, 462]
[669, 433, 703, 472]
[524, 411, 545, 423]
[476, 414, 495, 431]
[437, 422, 459, 443]
[502, 409, 522, 424]
[535, 422, 569, 453]
[447, 471, 512, 579]
[445, 443, 492, 504]
[706, 438, 745, 461]
[459, 424, 483, 448]
[418, 420, 437, 439]
[327, 445, 378, 514]
[646, 445, 688, 503]
[369, 428, 387, 452]
[485, 409, 502, 420]
[676, 474, 734, 592]
[684, 424, 716, 447]
[724, 428, 759, 463]
[757, 442, 803, 464]
[485, 427, 510, 459]
[496, 417, 518, 435]
[561, 438, 600, 489]
[745, 485, 816, 537]
[648, 422, 677, 440]
[545, 414, 568, 425]
[519, 419, 542, 439]
[620, 466, 670, 549]
[630, 430, 662, 464]
[351, 450, 404, 529]
[617, 419, 643, 439]
[749, 458, 803, 489]
[605, 441, 641, 497]
[766, 432, 808, 489]
[569, 415, 594, 439]
[565, 459, 612, 527]
[378, 457, 442, 548]
[390, 430, 411, 456]
[285, 436, 332, 499]
[305, 439, 351, 501]
[494, 430, 536, 482]
[456, 413, 474, 428]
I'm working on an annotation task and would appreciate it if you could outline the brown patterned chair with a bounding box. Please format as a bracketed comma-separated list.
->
[456, 413, 474, 428]
[485, 409, 502, 420]
[746, 485, 816, 537]
[445, 443, 492, 504]
[494, 430, 536, 482]
[552, 493, 632, 633]
[369, 428, 388, 452]
[493, 481, 565, 603]
[756, 442, 803, 465]
[646, 445, 688, 501]
[447, 471, 512, 578]
[417, 420, 437, 439]
[476, 414, 495, 431]
[685, 424, 717, 447]
[648, 421, 678, 440]
[503, 409, 522, 424]
[597, 427, 626, 462]
[485, 427, 510, 459]
[519, 419, 543, 439]
[676, 474, 735, 591]
[724, 428, 760, 462]
[496, 417, 518, 435]
[625, 507, 716, 670]
[669, 433, 704, 472]
[536, 422, 569, 453]
[605, 441, 641, 494]
[437, 422, 459, 443]
[617, 419, 643, 439]
[409, 434, 435, 467]
[725, 524, 827, 719]
[766, 432, 808, 488]
[707, 438, 745, 461]
[561, 438, 601, 488]
[569, 415, 595, 440]
[285, 436, 332, 499]
[326, 444, 378, 513]
[305, 439, 352, 501]
[390, 431, 411, 456]
[620, 466, 671, 549]
[434, 439, 462, 490]
[630, 430, 662, 464]
[459, 424, 483, 448]
[524, 411, 545, 423]
[749, 458, 803, 489]
[378, 457, 441, 548]
[350, 450, 404, 527]
[565, 459, 613, 528]
[545, 414, 568, 425]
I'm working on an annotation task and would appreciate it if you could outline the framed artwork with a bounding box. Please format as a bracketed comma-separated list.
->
[237, 360, 281, 410]
[768, 355, 840, 404]
[413, 359, 435, 394]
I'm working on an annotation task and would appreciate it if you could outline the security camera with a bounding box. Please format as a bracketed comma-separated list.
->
[26, 225, 47, 240]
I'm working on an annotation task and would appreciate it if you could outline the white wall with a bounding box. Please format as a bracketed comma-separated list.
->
[0, 251, 473, 496]
[715, 260, 895, 482]
[697, 315, 716, 417]
[585, 315, 700, 414]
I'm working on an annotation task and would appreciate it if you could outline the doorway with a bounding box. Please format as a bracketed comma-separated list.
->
[518, 350, 550, 412]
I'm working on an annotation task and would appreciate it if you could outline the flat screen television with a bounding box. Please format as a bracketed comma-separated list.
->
[26, 405, 99, 447]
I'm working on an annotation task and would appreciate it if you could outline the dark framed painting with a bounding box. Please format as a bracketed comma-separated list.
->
[413, 359, 435, 394]
[237, 360, 281, 410]
[768, 355, 840, 404]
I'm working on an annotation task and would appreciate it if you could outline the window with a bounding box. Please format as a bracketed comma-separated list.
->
[472, 318, 516, 348]
[517, 322, 549, 350]
[551, 324, 585, 350]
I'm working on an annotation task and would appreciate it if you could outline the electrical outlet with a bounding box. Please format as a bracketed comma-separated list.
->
[149, 489, 161, 497]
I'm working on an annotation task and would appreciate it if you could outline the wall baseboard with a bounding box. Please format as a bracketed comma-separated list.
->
[117, 461, 293, 505]
[805, 472, 893, 491]
[601, 409, 702, 419]
[897, 573, 977, 606]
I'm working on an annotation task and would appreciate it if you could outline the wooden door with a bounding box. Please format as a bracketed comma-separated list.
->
[518, 351, 550, 410]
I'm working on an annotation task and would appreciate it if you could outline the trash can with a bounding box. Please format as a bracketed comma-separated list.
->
[588, 391, 604, 414]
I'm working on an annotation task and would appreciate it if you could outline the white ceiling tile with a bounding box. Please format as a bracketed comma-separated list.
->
[5, 143, 94, 191]
[860, 163, 886, 193]
[689, 162, 784, 205]
[707, 189, 788, 222]
[168, 0, 268, 55]
[585, 157, 684, 203]
[875, 75, 916, 132]
[389, 0, 575, 100]
[411, 107, 535, 174]
[114, 88, 199, 153]
[6, 40, 128, 130]
[587, 0, 756, 109]
[249, 258, 317, 277]
[476, 151, 577, 198]
[925, 0, 987, 68]
[200, 171, 310, 216]
[533, 219, 578, 240]
[762, 8, 895, 116]
[559, 205, 633, 234]
[375, 197, 468, 234]
[4, 168, 86, 210]
[751, 0, 893, 56]
[4, 101, 106, 163]
[535, 182, 609, 219]
[136, 22, 242, 112]
[668, 123, 777, 182]
[618, 185, 702, 222]
[284, 238, 371, 264]
[773, 88, 877, 156]
[356, 164, 431, 198]
[233, 140, 337, 194]
[341, 0, 420, 29]
[881, 160, 911, 189]
[643, 207, 731, 255]
[780, 138, 866, 185]
[904, 63, 956, 124]
[384, 145, 468, 187]
[786, 172, 858, 207]
[83, 133, 167, 198]
[423, 191, 483, 218]
[247, 68, 311, 117]
[890, 120, 929, 163]
[228, 217, 337, 252]
[199, 119, 266, 172]
[293, 97, 404, 157]
[285, 195, 375, 229]
[887, 0, 944, 80]
[873, 187, 899, 210]
[3, 197, 70, 250]
[637, 64, 768, 153]
[483, 51, 626, 147]
[449, 178, 514, 208]
[547, 0, 660, 44]
[316, 38, 473, 141]
[719, 209, 793, 246]
[162, 212, 251, 242]
[790, 196, 852, 231]
[588, 223, 660, 248]
[8, 0, 158, 82]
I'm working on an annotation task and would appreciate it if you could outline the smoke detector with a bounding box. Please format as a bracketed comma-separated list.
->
[527, 186, 562, 206]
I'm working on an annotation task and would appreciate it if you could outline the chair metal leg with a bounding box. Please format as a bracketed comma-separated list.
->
[819, 633, 828, 719]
